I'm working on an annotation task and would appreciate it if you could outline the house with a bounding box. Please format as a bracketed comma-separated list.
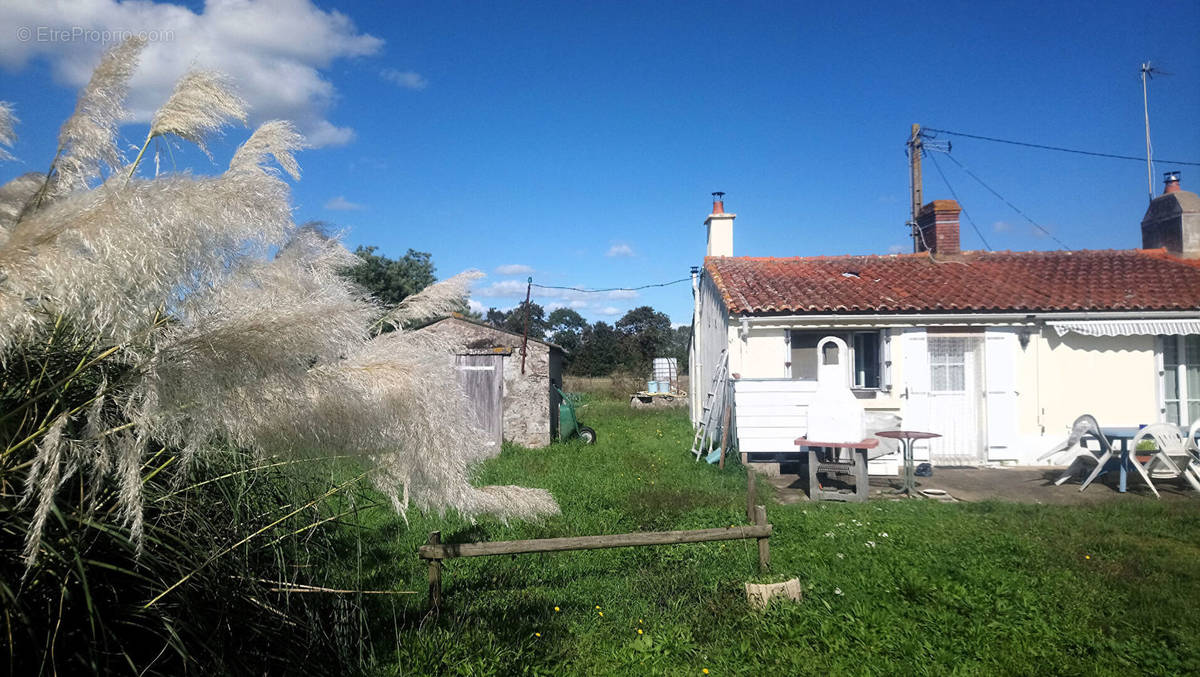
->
[418, 316, 565, 448]
[689, 173, 1200, 472]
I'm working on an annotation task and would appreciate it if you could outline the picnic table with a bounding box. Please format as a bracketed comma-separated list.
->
[794, 437, 879, 503]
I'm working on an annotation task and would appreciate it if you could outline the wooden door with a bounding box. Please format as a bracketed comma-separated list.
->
[455, 354, 504, 447]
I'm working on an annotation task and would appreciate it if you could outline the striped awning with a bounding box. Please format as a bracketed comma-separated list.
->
[1049, 319, 1200, 337]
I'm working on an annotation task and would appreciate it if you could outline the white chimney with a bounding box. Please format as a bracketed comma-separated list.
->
[705, 191, 736, 257]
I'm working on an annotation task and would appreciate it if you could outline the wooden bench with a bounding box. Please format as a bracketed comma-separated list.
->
[794, 437, 879, 503]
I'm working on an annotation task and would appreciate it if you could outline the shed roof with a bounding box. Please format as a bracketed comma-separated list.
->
[705, 249, 1200, 315]
[417, 315, 566, 353]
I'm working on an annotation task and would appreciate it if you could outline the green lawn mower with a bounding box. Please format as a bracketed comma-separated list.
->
[555, 386, 596, 444]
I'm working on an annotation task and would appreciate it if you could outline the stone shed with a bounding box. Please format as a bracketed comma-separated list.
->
[418, 315, 565, 448]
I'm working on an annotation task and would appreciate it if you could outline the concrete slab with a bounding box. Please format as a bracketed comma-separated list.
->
[763, 464, 1200, 504]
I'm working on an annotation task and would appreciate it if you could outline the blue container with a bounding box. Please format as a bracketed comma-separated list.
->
[647, 381, 659, 393]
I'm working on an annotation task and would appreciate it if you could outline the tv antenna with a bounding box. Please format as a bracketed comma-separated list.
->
[1141, 61, 1170, 201]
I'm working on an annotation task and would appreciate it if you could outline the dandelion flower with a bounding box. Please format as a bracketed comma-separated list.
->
[637, 629, 643, 635]
[535, 632, 541, 638]
[595, 605, 601, 609]
[598, 611, 604, 617]
[1085, 555, 1091, 560]
[554, 606, 560, 612]
[703, 669, 710, 674]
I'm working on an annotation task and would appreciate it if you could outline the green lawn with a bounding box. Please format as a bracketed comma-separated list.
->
[331, 396, 1200, 676]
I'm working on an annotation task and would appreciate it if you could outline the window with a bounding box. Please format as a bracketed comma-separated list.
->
[1162, 335, 1200, 425]
[929, 337, 966, 392]
[789, 330, 887, 389]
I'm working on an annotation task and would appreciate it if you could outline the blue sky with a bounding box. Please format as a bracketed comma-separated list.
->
[2, 0, 1198, 324]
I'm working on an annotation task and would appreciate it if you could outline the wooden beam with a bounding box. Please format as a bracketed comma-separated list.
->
[418, 524, 772, 561]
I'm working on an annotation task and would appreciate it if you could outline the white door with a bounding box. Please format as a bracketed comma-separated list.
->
[927, 336, 986, 464]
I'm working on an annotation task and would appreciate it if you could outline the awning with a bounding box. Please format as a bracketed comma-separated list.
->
[1049, 319, 1200, 337]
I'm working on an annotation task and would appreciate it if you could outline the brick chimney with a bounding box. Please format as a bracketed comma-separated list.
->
[1142, 171, 1200, 258]
[705, 191, 736, 257]
[915, 199, 961, 255]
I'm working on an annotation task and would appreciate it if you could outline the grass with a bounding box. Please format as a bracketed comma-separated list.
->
[325, 395, 1200, 676]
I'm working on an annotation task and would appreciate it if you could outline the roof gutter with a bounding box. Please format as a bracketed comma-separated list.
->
[738, 309, 1200, 329]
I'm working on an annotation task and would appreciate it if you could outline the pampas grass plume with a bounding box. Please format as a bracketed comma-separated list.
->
[149, 69, 246, 153]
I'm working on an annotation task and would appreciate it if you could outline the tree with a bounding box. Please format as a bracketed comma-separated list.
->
[501, 300, 548, 340]
[615, 306, 673, 372]
[571, 321, 621, 376]
[547, 307, 587, 357]
[344, 245, 436, 306]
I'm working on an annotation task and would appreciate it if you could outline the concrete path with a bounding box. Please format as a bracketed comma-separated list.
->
[763, 465, 1198, 504]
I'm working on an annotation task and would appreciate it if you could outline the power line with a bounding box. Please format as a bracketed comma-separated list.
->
[531, 277, 692, 293]
[924, 127, 1200, 167]
[927, 151, 992, 251]
[942, 152, 1071, 250]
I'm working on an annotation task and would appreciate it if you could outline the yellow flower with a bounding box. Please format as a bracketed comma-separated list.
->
[598, 611, 604, 617]
[637, 628, 643, 634]
[638, 619, 643, 624]
[554, 606, 560, 612]
[703, 670, 710, 675]
[1085, 555, 1091, 560]
[595, 605, 601, 609]
[535, 632, 542, 638]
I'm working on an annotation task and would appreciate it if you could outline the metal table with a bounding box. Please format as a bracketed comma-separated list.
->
[875, 430, 941, 496]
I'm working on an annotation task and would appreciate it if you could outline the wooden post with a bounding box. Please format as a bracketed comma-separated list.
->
[718, 400, 731, 470]
[746, 469, 757, 523]
[754, 505, 769, 573]
[426, 531, 442, 611]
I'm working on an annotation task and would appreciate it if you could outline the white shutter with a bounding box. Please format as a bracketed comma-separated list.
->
[880, 329, 893, 391]
[984, 329, 1020, 458]
[901, 328, 929, 430]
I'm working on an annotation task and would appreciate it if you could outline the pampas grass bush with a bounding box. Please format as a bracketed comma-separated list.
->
[0, 38, 556, 674]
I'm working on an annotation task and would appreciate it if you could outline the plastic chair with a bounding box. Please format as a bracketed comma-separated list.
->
[1038, 415, 1112, 486]
[1070, 419, 1161, 497]
[1135, 423, 1200, 492]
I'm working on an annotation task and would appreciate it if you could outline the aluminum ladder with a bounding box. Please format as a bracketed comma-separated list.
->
[691, 349, 729, 461]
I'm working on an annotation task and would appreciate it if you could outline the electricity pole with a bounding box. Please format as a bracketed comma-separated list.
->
[907, 123, 924, 252]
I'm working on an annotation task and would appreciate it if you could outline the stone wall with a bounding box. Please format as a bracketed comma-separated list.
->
[419, 317, 560, 448]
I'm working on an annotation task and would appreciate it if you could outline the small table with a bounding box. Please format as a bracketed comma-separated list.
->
[1093, 426, 1192, 493]
[794, 437, 879, 503]
[875, 430, 941, 496]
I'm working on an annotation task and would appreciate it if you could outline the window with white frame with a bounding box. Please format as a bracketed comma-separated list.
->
[1162, 335, 1200, 425]
[789, 330, 887, 389]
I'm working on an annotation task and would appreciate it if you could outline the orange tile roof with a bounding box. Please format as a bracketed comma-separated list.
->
[705, 249, 1200, 315]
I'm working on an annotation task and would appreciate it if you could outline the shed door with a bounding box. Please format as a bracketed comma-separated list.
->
[455, 354, 504, 446]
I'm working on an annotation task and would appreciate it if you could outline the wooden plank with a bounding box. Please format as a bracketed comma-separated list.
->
[418, 524, 773, 560]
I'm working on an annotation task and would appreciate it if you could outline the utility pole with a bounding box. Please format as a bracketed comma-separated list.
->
[907, 123, 924, 252]
[519, 277, 532, 375]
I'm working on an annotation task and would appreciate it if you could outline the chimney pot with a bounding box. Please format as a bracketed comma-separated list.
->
[1165, 170, 1182, 194]
[711, 191, 726, 214]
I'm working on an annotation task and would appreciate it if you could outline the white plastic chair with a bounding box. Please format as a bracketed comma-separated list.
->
[1135, 423, 1200, 492]
[1072, 420, 1161, 497]
[1038, 415, 1111, 486]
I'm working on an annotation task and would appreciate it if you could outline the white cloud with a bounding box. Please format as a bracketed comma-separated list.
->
[494, 264, 533, 275]
[0, 0, 382, 148]
[474, 279, 529, 297]
[993, 221, 1013, 233]
[381, 68, 427, 90]
[607, 289, 638, 299]
[467, 299, 485, 314]
[598, 306, 621, 316]
[324, 195, 363, 211]
[887, 244, 905, 254]
[606, 243, 635, 258]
